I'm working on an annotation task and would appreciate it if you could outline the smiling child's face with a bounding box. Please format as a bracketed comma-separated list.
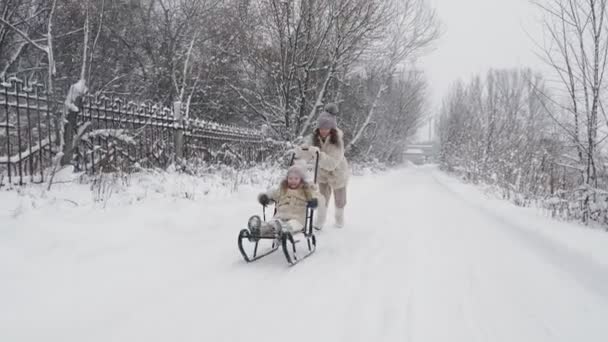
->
[287, 174, 302, 189]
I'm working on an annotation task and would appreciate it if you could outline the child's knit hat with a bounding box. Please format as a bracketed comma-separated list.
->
[287, 162, 307, 181]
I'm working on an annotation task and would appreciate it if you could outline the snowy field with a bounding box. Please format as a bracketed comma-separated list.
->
[2, 165, 608, 342]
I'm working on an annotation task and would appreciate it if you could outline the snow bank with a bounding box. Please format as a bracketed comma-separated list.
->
[0, 163, 284, 221]
[431, 168, 608, 269]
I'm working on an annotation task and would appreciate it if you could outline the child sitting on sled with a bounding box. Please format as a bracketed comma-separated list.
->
[247, 162, 320, 236]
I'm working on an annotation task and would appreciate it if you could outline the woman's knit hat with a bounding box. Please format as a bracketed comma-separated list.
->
[317, 102, 339, 129]
[317, 111, 337, 130]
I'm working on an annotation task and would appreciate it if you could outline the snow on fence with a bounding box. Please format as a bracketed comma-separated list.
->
[0, 77, 272, 187]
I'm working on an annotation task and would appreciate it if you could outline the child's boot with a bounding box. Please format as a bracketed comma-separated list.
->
[247, 215, 262, 235]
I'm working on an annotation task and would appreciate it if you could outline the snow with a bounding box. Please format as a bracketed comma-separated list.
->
[431, 168, 608, 270]
[0, 137, 54, 163]
[64, 79, 88, 112]
[405, 148, 424, 154]
[81, 129, 135, 145]
[1, 165, 608, 341]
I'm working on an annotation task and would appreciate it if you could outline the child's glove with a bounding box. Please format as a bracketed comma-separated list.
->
[258, 193, 270, 206]
[307, 198, 319, 209]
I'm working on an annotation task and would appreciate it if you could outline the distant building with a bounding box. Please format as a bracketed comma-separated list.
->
[404, 142, 438, 165]
[404, 148, 425, 164]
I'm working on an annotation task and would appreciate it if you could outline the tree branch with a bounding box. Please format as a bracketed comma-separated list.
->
[0, 16, 47, 52]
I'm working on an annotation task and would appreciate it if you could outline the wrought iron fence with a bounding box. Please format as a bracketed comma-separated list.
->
[0, 77, 56, 186]
[0, 77, 275, 187]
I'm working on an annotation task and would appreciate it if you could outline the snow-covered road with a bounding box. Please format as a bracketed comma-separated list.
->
[2, 166, 608, 341]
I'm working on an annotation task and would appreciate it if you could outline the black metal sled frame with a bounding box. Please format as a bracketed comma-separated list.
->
[238, 150, 320, 265]
[237, 228, 280, 262]
[281, 205, 317, 266]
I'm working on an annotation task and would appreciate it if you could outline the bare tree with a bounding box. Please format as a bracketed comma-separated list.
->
[0, 0, 44, 78]
[438, 68, 561, 200]
[374, 70, 428, 162]
[0, 0, 57, 92]
[532, 0, 608, 187]
[346, 0, 439, 153]
[297, 0, 390, 137]
[229, 0, 394, 139]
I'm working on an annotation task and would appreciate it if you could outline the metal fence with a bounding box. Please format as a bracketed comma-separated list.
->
[0, 77, 55, 186]
[0, 77, 274, 187]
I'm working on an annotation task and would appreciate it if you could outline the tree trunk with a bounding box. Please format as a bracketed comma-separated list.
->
[298, 65, 334, 137]
[346, 79, 388, 153]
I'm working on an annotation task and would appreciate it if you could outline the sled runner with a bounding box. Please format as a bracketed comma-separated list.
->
[237, 148, 320, 266]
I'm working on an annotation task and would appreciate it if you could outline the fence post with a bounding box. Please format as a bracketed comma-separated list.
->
[173, 101, 184, 160]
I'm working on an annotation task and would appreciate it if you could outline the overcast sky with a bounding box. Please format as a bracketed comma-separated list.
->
[415, 0, 545, 140]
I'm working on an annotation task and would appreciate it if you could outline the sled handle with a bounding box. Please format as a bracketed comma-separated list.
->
[313, 151, 319, 184]
[290, 149, 320, 183]
[289, 152, 295, 166]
